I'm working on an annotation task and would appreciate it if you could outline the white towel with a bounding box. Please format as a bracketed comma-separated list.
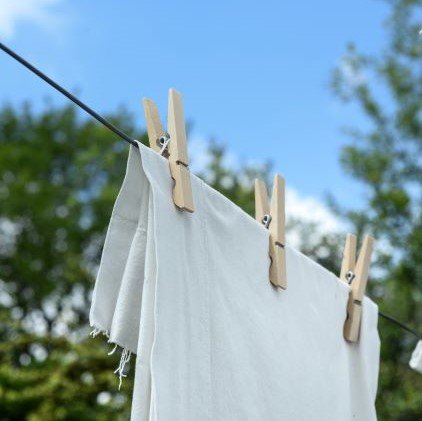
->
[90, 141, 380, 421]
[410, 340, 422, 374]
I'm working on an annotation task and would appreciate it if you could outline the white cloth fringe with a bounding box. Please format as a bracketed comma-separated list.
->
[108, 343, 118, 355]
[90, 327, 131, 389]
[114, 347, 132, 390]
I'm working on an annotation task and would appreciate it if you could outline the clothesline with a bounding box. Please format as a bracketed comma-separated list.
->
[0, 42, 137, 148]
[0, 41, 420, 342]
[379, 311, 421, 340]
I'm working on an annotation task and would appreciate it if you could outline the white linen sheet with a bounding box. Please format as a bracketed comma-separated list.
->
[90, 142, 380, 421]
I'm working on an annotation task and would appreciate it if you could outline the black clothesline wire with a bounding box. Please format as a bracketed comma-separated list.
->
[379, 311, 421, 340]
[0, 42, 137, 148]
[1, 41, 421, 343]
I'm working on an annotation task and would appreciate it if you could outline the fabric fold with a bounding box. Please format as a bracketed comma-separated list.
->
[90, 145, 149, 353]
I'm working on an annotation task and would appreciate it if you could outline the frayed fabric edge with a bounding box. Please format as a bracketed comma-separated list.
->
[114, 347, 132, 390]
[89, 326, 132, 390]
[89, 327, 109, 339]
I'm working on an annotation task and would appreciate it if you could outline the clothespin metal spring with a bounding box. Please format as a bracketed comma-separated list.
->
[262, 214, 272, 229]
[345, 270, 356, 284]
[158, 134, 171, 156]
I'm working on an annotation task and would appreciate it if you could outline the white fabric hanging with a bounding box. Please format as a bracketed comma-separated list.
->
[410, 340, 422, 374]
[90, 141, 380, 421]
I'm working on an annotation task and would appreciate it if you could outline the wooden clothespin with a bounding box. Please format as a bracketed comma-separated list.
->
[255, 175, 286, 288]
[340, 233, 375, 342]
[143, 89, 194, 212]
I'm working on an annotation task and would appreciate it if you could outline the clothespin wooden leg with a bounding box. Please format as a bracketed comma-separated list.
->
[167, 89, 194, 212]
[343, 235, 374, 342]
[255, 175, 286, 289]
[255, 179, 270, 224]
[143, 98, 168, 156]
[340, 233, 357, 284]
[269, 175, 286, 289]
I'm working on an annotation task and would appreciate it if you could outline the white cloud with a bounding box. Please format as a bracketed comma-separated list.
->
[285, 188, 342, 233]
[189, 136, 211, 173]
[0, 0, 64, 39]
[285, 187, 343, 249]
[338, 58, 366, 88]
[189, 135, 240, 174]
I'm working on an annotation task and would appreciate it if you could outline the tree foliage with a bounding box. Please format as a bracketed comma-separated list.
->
[0, 104, 141, 419]
[332, 0, 422, 418]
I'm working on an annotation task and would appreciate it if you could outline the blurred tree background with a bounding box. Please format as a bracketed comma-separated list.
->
[0, 0, 420, 419]
[331, 0, 422, 417]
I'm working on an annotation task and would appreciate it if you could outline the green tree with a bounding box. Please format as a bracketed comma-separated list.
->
[0, 103, 141, 420]
[332, 0, 422, 418]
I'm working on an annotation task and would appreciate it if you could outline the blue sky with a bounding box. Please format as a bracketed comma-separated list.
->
[0, 0, 390, 230]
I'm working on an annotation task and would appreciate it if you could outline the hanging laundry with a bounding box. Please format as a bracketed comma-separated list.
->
[90, 141, 380, 421]
[410, 340, 422, 374]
